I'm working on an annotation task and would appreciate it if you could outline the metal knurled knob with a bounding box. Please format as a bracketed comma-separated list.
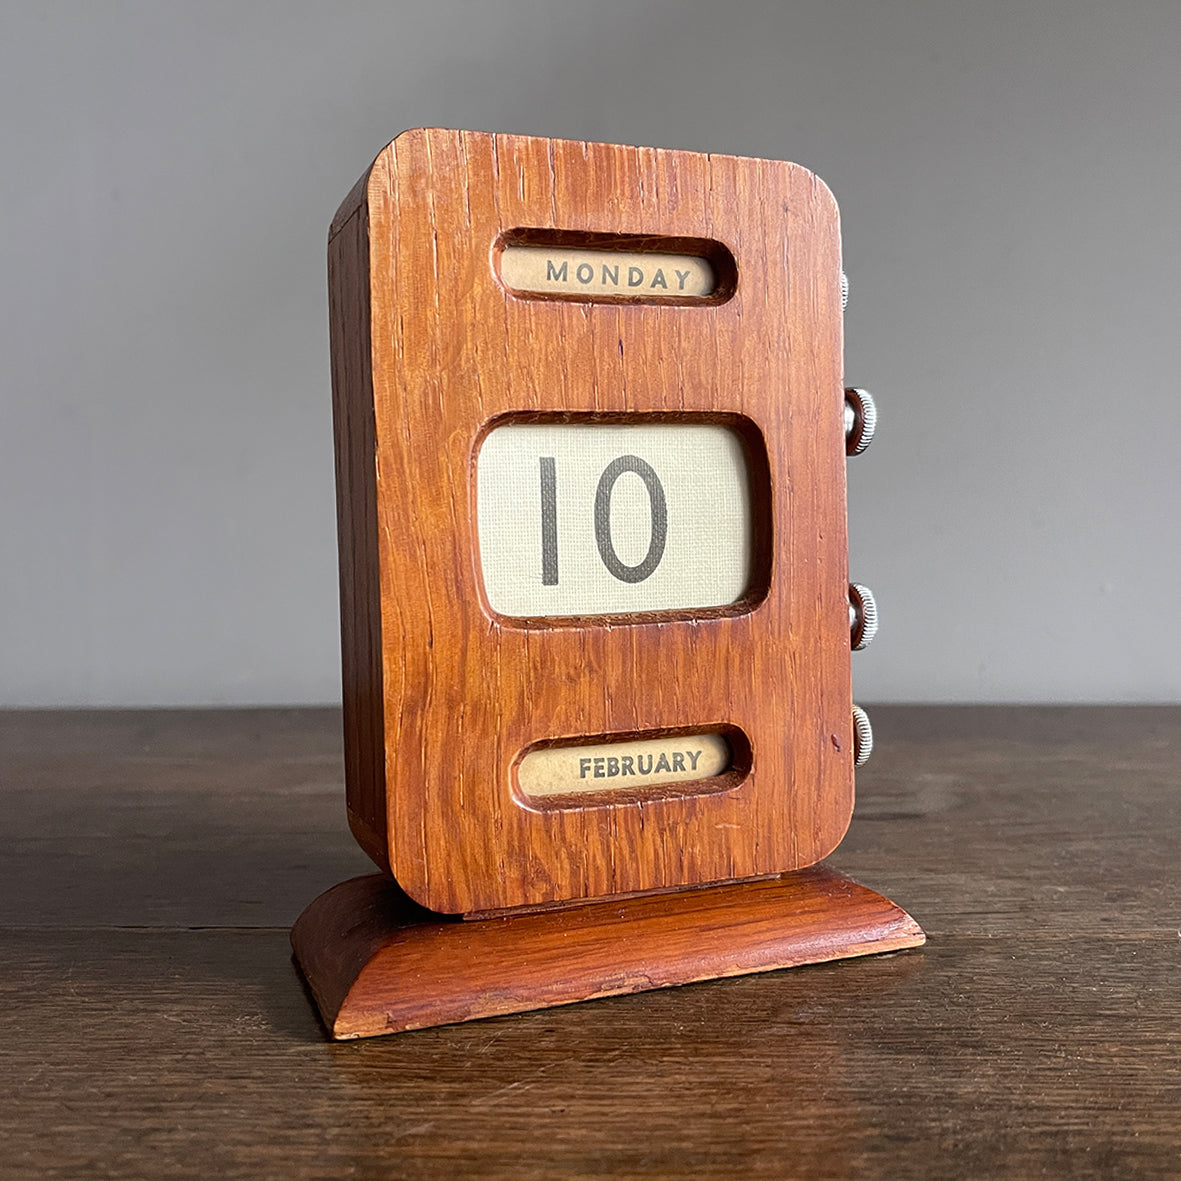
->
[852, 705, 873, 767]
[849, 583, 879, 650]
[844, 387, 877, 455]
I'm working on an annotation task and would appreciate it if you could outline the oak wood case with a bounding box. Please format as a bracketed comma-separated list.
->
[328, 129, 851, 915]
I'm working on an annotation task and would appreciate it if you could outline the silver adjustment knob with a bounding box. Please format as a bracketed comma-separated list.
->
[841, 271, 849, 311]
[844, 387, 877, 455]
[849, 583, 879, 650]
[852, 705, 873, 767]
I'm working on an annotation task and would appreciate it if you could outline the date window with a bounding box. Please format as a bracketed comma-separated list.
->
[477, 421, 764, 619]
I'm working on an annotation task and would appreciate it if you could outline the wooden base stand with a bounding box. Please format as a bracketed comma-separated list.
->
[291, 865, 924, 1039]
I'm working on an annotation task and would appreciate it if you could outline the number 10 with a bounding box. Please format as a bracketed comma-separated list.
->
[539, 455, 668, 586]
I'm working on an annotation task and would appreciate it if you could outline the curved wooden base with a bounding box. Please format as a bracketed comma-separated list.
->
[291, 865, 924, 1039]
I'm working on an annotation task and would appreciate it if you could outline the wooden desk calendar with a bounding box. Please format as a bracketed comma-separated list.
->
[292, 128, 924, 1039]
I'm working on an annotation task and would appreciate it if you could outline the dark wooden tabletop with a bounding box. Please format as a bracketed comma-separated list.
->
[2, 706, 1178, 1179]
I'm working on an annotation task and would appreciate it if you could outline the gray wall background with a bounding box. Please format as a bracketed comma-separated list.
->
[3, 0, 1179, 707]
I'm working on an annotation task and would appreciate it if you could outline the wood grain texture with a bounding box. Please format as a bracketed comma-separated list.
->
[327, 196, 387, 870]
[292, 866, 923, 1038]
[330, 130, 851, 914]
[2, 707, 1180, 1178]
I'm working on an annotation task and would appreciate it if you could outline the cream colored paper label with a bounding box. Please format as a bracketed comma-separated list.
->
[500, 245, 715, 298]
[518, 733, 731, 798]
[477, 423, 753, 618]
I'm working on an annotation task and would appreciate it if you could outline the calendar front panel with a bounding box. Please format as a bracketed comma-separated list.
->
[359, 130, 851, 914]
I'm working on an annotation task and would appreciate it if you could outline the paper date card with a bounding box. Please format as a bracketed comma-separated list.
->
[477, 422, 754, 618]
